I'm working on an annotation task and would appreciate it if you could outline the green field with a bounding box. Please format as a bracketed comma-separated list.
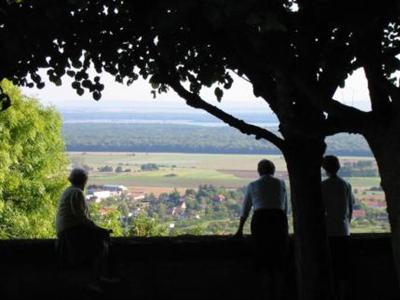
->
[69, 152, 284, 190]
[68, 152, 379, 191]
[69, 152, 288, 170]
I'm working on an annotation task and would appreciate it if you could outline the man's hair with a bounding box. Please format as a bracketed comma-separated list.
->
[258, 159, 275, 176]
[322, 155, 341, 175]
[68, 168, 88, 186]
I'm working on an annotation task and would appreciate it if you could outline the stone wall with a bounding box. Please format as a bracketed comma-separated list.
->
[0, 234, 398, 300]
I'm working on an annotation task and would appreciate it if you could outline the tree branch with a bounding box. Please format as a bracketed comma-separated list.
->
[373, 75, 400, 103]
[147, 42, 284, 149]
[167, 78, 285, 150]
[323, 102, 371, 136]
[293, 75, 369, 135]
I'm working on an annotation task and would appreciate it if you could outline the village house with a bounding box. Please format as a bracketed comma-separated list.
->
[86, 184, 128, 202]
[171, 200, 187, 216]
[364, 200, 386, 209]
[352, 209, 367, 219]
[213, 194, 226, 202]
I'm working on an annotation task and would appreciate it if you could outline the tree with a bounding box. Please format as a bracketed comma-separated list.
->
[290, 8, 400, 286]
[140, 163, 159, 171]
[0, 2, 330, 297]
[1, 1, 399, 298]
[89, 203, 124, 236]
[129, 212, 167, 237]
[98, 165, 113, 172]
[0, 79, 68, 238]
[354, 24, 400, 287]
[184, 225, 205, 235]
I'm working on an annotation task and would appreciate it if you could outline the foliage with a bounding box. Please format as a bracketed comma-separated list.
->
[1, 1, 398, 144]
[181, 225, 205, 235]
[128, 212, 168, 237]
[98, 165, 113, 172]
[339, 163, 378, 177]
[115, 166, 123, 173]
[0, 80, 68, 238]
[88, 203, 124, 237]
[144, 184, 245, 235]
[140, 163, 160, 171]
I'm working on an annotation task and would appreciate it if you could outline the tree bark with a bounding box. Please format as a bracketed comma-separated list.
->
[365, 116, 400, 287]
[283, 137, 334, 300]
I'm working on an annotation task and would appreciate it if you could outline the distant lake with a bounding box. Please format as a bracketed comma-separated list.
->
[61, 111, 279, 127]
[63, 119, 278, 127]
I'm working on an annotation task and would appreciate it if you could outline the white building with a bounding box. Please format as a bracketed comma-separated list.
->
[86, 184, 128, 202]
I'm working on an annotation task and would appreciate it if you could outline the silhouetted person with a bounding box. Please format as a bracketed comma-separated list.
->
[235, 159, 288, 300]
[322, 155, 355, 300]
[55, 168, 116, 292]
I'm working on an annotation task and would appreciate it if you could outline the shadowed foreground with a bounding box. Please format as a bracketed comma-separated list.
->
[0, 234, 398, 300]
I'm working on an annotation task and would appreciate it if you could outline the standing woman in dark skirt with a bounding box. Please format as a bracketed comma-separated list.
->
[235, 159, 288, 300]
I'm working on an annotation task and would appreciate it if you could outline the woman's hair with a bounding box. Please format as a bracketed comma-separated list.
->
[322, 155, 341, 175]
[68, 168, 88, 186]
[257, 159, 275, 176]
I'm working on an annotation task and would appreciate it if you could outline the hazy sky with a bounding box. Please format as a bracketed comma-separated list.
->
[21, 68, 371, 114]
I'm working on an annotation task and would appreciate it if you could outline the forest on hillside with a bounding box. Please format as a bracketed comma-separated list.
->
[63, 123, 372, 156]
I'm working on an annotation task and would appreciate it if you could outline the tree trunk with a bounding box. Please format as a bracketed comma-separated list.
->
[365, 117, 400, 287]
[283, 138, 334, 300]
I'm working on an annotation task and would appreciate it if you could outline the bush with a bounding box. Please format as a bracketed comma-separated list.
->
[98, 165, 113, 172]
[140, 163, 159, 171]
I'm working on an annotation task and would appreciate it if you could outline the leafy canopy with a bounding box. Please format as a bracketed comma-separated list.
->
[0, 80, 68, 238]
[0, 1, 399, 146]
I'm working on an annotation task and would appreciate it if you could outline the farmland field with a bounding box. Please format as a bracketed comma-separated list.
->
[68, 151, 380, 192]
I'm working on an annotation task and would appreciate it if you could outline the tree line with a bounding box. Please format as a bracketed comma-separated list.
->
[63, 123, 372, 156]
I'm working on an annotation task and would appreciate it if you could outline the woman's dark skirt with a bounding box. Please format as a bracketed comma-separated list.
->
[251, 209, 289, 270]
[56, 224, 110, 267]
[329, 236, 350, 281]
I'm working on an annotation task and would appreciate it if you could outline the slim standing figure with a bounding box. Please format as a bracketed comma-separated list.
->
[236, 159, 288, 300]
[321, 155, 355, 300]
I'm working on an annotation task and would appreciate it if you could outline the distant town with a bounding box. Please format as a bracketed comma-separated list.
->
[74, 153, 388, 236]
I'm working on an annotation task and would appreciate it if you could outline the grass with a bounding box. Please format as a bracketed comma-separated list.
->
[68, 151, 379, 190]
[69, 152, 287, 189]
[347, 177, 381, 188]
[69, 152, 288, 171]
[91, 167, 250, 188]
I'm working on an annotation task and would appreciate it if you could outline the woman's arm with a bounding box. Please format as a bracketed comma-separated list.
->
[235, 217, 247, 237]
